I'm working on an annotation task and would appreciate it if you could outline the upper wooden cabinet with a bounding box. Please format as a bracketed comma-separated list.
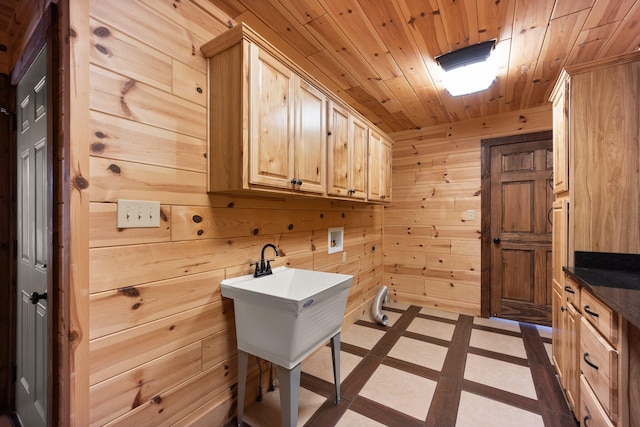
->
[202, 23, 392, 203]
[368, 129, 392, 202]
[550, 74, 569, 195]
[550, 52, 640, 254]
[327, 101, 367, 200]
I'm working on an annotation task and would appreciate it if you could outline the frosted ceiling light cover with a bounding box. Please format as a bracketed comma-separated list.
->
[442, 60, 496, 96]
[436, 40, 497, 96]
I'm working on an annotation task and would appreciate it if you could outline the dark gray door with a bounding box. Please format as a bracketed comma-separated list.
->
[15, 46, 48, 427]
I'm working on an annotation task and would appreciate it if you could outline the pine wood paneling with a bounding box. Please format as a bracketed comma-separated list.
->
[89, 342, 202, 426]
[89, 269, 225, 339]
[67, 0, 92, 423]
[88, 17, 173, 92]
[90, 65, 206, 140]
[386, 107, 552, 316]
[90, 301, 232, 385]
[89, 0, 208, 72]
[82, 3, 384, 423]
[89, 157, 209, 206]
[101, 356, 238, 427]
[89, 111, 207, 173]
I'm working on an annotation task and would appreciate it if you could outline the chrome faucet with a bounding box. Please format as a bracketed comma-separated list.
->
[252, 243, 280, 277]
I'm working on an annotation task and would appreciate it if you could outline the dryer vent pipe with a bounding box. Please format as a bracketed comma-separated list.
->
[372, 285, 389, 326]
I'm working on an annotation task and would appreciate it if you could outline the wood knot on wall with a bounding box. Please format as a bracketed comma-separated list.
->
[72, 174, 89, 191]
[93, 27, 112, 56]
[107, 164, 121, 175]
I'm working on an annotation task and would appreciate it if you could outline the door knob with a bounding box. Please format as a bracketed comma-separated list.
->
[493, 237, 501, 244]
[29, 291, 47, 305]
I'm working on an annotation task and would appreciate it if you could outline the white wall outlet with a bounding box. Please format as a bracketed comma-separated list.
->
[342, 251, 347, 263]
[466, 209, 475, 220]
[117, 199, 161, 228]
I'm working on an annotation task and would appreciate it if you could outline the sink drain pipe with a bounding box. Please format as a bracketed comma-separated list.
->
[372, 285, 389, 325]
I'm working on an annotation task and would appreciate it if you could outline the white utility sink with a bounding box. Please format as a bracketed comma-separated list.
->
[221, 266, 352, 369]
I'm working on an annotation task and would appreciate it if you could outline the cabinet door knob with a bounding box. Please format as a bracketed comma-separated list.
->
[290, 178, 297, 185]
[560, 306, 567, 312]
[493, 237, 501, 244]
[297, 179, 303, 186]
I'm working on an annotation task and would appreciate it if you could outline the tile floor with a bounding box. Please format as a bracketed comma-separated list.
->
[231, 303, 577, 427]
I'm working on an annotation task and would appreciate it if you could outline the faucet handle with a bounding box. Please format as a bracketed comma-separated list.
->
[265, 259, 274, 273]
[250, 261, 260, 276]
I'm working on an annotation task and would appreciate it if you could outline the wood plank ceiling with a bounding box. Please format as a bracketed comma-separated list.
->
[1, 0, 639, 133]
[206, 0, 640, 133]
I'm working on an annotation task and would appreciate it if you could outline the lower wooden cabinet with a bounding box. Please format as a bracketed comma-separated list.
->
[554, 279, 631, 426]
[580, 374, 615, 427]
[553, 276, 580, 412]
[564, 301, 580, 410]
[580, 317, 618, 420]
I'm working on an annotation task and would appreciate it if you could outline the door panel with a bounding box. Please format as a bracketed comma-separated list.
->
[16, 46, 48, 427]
[501, 249, 533, 301]
[489, 137, 553, 325]
[502, 182, 532, 232]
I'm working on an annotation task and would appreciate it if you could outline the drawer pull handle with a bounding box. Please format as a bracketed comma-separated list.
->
[583, 414, 591, 427]
[584, 305, 599, 318]
[560, 306, 568, 312]
[563, 286, 575, 294]
[583, 352, 599, 370]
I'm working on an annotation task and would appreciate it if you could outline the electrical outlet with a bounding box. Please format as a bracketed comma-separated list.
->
[342, 252, 347, 263]
[466, 209, 475, 220]
[117, 199, 161, 228]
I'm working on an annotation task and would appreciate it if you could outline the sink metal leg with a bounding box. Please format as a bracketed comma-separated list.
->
[330, 333, 341, 404]
[236, 350, 249, 427]
[276, 363, 301, 427]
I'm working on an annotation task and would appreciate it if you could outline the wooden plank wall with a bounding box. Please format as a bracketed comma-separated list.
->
[86, 1, 382, 425]
[386, 106, 552, 316]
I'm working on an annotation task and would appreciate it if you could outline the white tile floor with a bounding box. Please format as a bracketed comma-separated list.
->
[236, 305, 571, 427]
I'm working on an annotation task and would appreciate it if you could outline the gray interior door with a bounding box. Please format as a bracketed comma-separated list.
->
[15, 46, 48, 427]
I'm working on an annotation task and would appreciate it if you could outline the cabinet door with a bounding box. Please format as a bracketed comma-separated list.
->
[552, 283, 565, 384]
[565, 301, 580, 412]
[327, 102, 367, 199]
[327, 101, 350, 197]
[249, 45, 295, 190]
[380, 136, 392, 201]
[552, 198, 568, 287]
[350, 115, 368, 199]
[367, 129, 382, 200]
[552, 78, 569, 194]
[368, 129, 392, 202]
[294, 79, 326, 194]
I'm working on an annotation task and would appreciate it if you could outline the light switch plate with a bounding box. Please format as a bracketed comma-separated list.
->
[117, 199, 161, 228]
[466, 209, 475, 220]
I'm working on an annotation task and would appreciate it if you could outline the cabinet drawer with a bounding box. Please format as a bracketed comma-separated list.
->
[581, 289, 618, 346]
[580, 375, 615, 427]
[564, 275, 579, 307]
[580, 317, 618, 420]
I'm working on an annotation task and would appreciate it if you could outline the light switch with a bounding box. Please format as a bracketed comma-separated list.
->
[466, 209, 475, 220]
[117, 199, 161, 228]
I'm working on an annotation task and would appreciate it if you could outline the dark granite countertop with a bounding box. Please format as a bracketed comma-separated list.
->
[563, 252, 640, 329]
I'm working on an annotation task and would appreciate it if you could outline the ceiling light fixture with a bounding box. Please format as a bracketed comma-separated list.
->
[435, 40, 497, 96]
